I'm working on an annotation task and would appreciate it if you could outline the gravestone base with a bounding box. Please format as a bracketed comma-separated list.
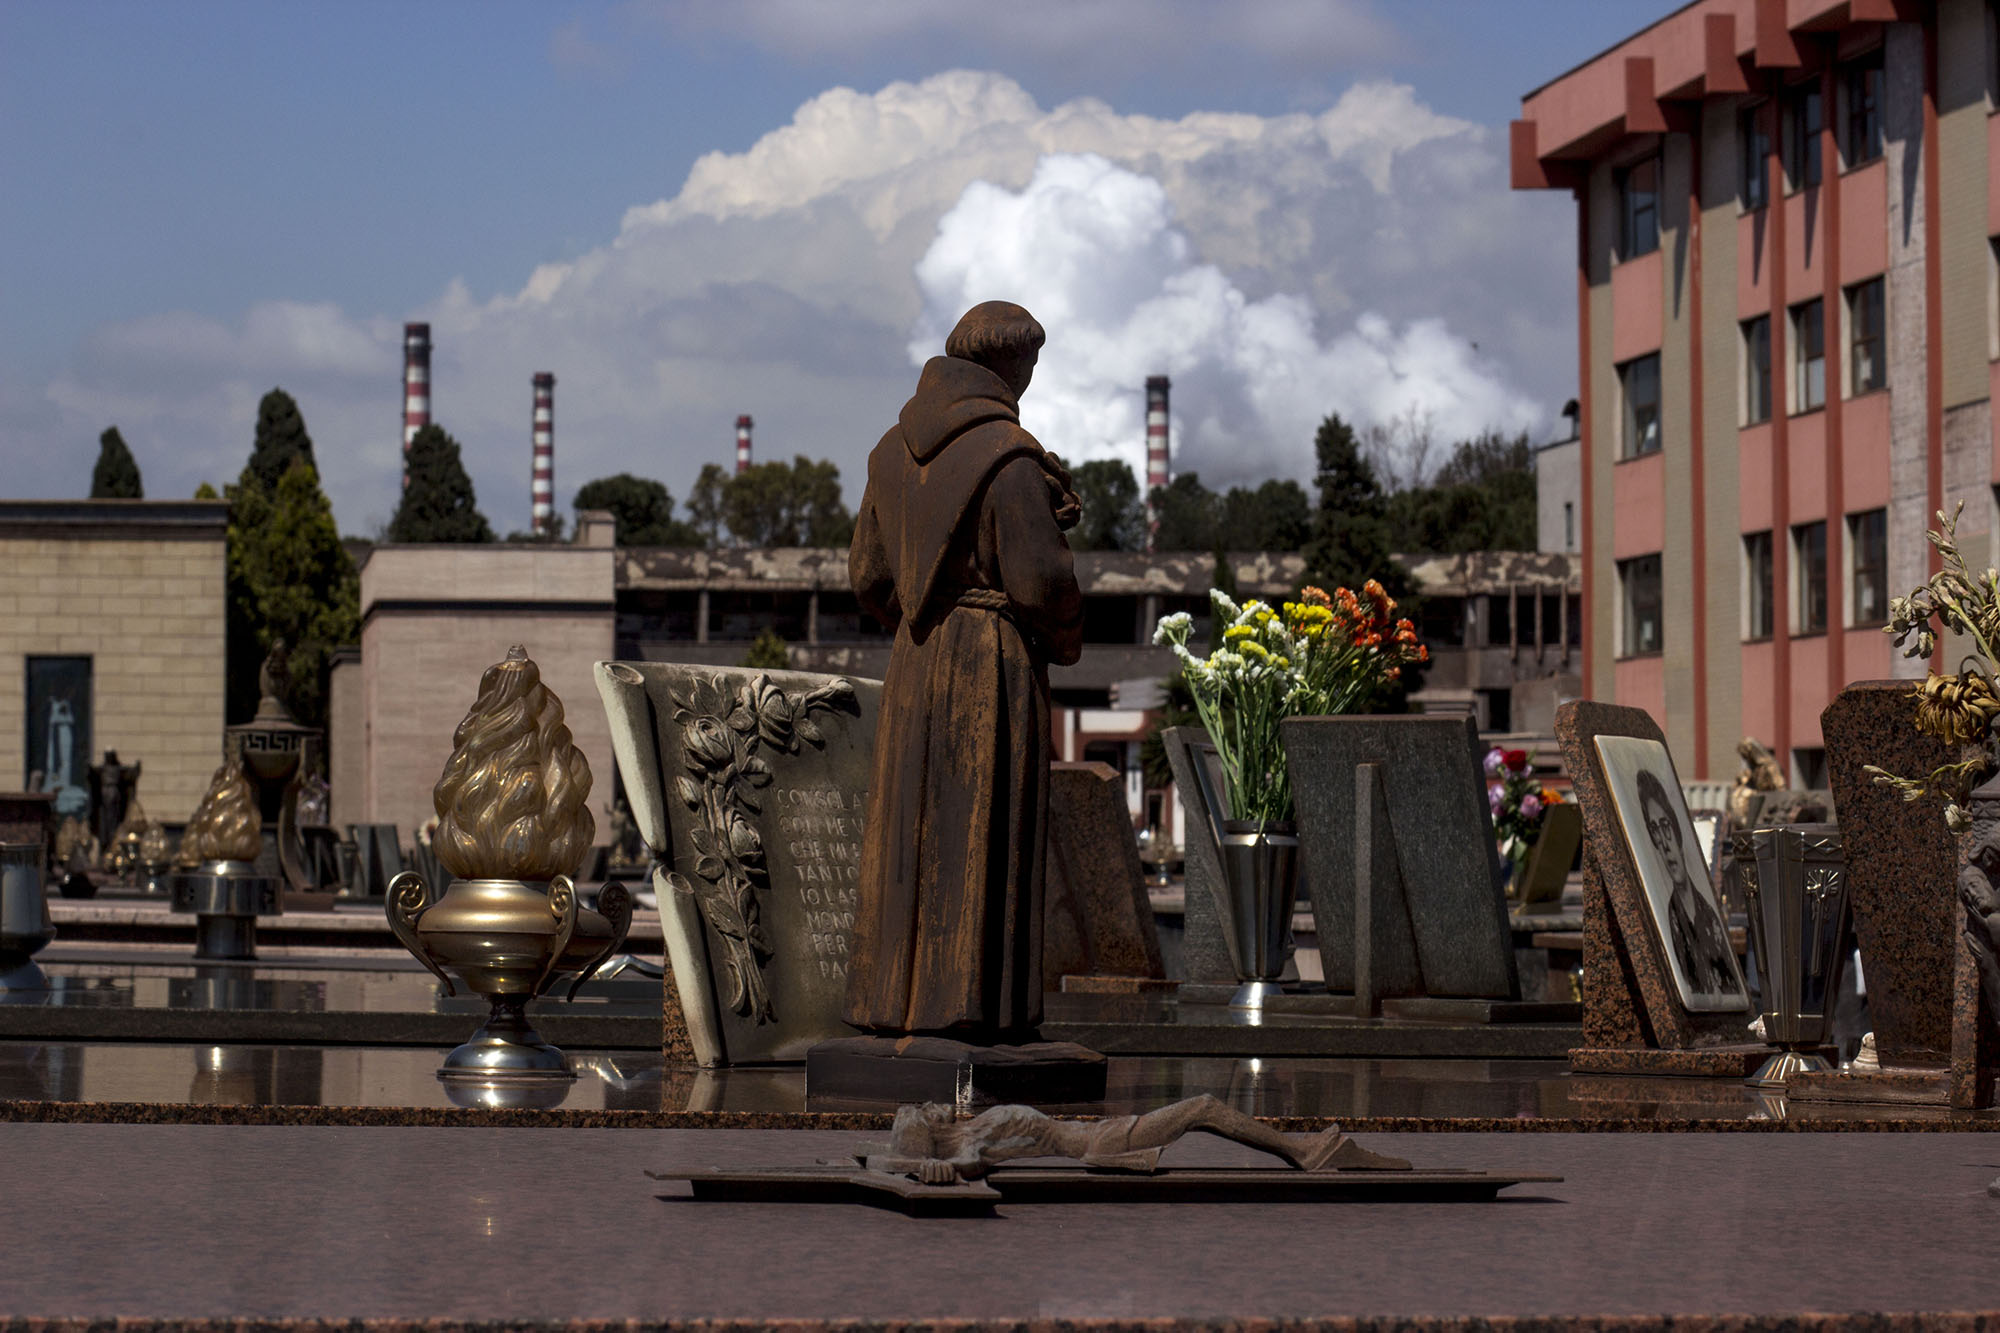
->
[1786, 1065, 1950, 1105]
[1058, 975, 1179, 995]
[805, 1035, 1107, 1106]
[1377, 996, 1582, 1025]
[1568, 1044, 1774, 1079]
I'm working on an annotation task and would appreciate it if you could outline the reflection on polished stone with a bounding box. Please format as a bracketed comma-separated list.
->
[0, 1040, 1989, 1124]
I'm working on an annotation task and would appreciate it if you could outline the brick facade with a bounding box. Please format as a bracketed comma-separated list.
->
[0, 501, 229, 823]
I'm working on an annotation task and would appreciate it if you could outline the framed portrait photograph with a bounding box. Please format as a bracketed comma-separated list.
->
[1592, 735, 1750, 1013]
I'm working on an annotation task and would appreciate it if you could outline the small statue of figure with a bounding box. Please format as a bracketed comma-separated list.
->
[869, 1095, 1411, 1185]
[258, 639, 290, 706]
[844, 301, 1084, 1039]
[1728, 737, 1786, 823]
[87, 749, 141, 855]
[296, 772, 331, 827]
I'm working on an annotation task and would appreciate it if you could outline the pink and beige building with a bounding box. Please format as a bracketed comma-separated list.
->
[1515, 0, 2000, 783]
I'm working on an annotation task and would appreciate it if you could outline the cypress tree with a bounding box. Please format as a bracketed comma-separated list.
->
[247, 389, 317, 492]
[388, 424, 495, 543]
[226, 458, 361, 729]
[90, 427, 143, 499]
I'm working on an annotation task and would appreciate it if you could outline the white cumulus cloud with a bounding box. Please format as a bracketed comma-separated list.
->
[910, 153, 1540, 489]
[6, 71, 1573, 533]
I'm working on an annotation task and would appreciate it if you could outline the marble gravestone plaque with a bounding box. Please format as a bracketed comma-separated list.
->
[597, 662, 877, 1066]
[1281, 715, 1517, 1002]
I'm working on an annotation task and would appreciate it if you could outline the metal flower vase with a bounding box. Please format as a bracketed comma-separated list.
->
[1733, 823, 1850, 1088]
[1218, 820, 1299, 1010]
[387, 871, 631, 1080]
[0, 842, 54, 992]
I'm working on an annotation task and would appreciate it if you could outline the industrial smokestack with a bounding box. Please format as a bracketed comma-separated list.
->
[402, 323, 431, 471]
[1144, 375, 1170, 548]
[531, 372, 555, 535]
[736, 414, 754, 475]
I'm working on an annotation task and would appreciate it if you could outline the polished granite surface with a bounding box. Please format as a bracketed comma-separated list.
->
[2, 1122, 1995, 1324]
[2, 947, 1579, 1057]
[2, 1040, 1994, 1127]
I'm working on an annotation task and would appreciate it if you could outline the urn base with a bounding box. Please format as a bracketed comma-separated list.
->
[437, 993, 575, 1082]
[1748, 1046, 1835, 1089]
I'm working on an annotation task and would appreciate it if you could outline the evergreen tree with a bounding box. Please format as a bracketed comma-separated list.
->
[1066, 457, 1145, 552]
[685, 463, 730, 549]
[225, 457, 359, 729]
[387, 425, 495, 543]
[247, 389, 317, 492]
[1385, 430, 1537, 554]
[1147, 473, 1220, 551]
[573, 473, 700, 546]
[723, 456, 854, 547]
[1219, 479, 1309, 551]
[739, 628, 791, 670]
[90, 427, 143, 498]
[1302, 413, 1413, 600]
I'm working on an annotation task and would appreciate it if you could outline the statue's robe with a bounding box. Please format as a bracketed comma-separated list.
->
[844, 355, 1083, 1035]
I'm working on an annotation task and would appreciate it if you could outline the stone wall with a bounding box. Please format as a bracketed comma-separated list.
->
[0, 501, 229, 824]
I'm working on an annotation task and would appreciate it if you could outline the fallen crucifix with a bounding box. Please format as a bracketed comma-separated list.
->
[651, 1095, 1562, 1215]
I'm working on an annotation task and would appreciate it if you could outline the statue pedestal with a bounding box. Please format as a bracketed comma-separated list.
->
[806, 1035, 1107, 1107]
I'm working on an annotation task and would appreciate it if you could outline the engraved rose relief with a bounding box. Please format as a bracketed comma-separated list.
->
[665, 672, 857, 1023]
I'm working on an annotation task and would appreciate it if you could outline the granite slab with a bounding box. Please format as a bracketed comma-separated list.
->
[1821, 680, 1972, 1067]
[1282, 715, 1516, 999]
[1042, 761, 1166, 986]
[1, 1124, 1998, 1325]
[1556, 702, 1750, 1054]
[1159, 726, 1243, 985]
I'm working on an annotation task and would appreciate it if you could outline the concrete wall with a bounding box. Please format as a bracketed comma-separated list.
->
[1536, 437, 1581, 553]
[358, 544, 616, 843]
[0, 502, 228, 823]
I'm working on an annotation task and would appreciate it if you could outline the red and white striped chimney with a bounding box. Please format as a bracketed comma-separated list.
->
[1144, 375, 1170, 548]
[531, 372, 555, 534]
[402, 323, 431, 470]
[735, 414, 754, 474]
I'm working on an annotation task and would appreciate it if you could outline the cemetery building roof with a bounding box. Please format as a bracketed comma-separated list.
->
[0, 498, 229, 542]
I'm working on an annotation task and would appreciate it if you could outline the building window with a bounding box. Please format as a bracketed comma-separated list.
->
[1847, 277, 1885, 396]
[1849, 508, 1888, 626]
[1740, 103, 1770, 211]
[1843, 54, 1884, 167]
[1784, 82, 1823, 190]
[1792, 299, 1825, 413]
[1743, 315, 1772, 424]
[1619, 353, 1661, 458]
[24, 657, 92, 818]
[1793, 520, 1828, 634]
[1743, 531, 1774, 641]
[1619, 555, 1663, 657]
[1618, 155, 1659, 259]
[1563, 501, 1575, 551]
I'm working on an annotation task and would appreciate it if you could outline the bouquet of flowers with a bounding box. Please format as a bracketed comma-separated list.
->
[1154, 581, 1427, 826]
[1486, 746, 1562, 884]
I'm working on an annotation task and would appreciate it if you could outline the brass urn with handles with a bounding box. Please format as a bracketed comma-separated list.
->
[386, 646, 631, 1081]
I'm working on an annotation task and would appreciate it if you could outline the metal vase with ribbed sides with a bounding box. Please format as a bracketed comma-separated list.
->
[0, 842, 54, 992]
[1734, 823, 1850, 1088]
[1218, 820, 1299, 1011]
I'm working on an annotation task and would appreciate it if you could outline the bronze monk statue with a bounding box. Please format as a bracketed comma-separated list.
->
[844, 300, 1084, 1038]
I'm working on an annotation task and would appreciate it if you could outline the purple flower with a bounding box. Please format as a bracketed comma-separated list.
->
[1521, 793, 1543, 819]
[1488, 784, 1502, 813]
[1483, 748, 1505, 776]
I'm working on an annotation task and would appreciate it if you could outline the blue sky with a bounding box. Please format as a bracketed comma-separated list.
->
[2, 0, 1665, 534]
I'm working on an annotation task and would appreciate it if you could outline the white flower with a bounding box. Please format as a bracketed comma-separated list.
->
[1210, 588, 1242, 623]
[1152, 611, 1193, 646]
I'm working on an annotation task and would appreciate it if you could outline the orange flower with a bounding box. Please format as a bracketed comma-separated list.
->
[1300, 586, 1332, 609]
